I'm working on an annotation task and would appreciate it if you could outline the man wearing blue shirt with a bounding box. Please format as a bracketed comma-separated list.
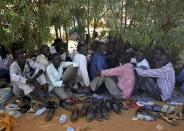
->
[89, 42, 107, 79]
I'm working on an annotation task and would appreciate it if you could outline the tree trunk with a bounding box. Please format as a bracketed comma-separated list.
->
[54, 26, 58, 38]
[63, 25, 68, 44]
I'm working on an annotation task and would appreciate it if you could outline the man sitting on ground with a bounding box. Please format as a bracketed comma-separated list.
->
[10, 52, 56, 121]
[36, 45, 50, 67]
[73, 44, 90, 87]
[134, 53, 175, 101]
[90, 52, 135, 99]
[46, 53, 79, 110]
[131, 49, 150, 69]
[0, 45, 13, 83]
[89, 42, 107, 80]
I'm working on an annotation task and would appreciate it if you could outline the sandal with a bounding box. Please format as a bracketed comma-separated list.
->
[160, 113, 177, 126]
[174, 105, 184, 120]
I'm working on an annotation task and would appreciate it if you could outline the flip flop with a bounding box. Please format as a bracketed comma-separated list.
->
[174, 105, 184, 120]
[160, 113, 177, 126]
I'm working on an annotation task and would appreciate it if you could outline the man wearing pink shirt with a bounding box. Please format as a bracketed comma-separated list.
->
[90, 52, 135, 99]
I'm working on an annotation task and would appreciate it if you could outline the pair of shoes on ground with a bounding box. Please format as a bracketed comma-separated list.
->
[85, 99, 122, 122]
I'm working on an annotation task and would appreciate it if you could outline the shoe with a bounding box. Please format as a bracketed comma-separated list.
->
[46, 107, 55, 121]
[59, 100, 77, 111]
[112, 101, 121, 114]
[105, 100, 112, 112]
[95, 105, 103, 121]
[70, 109, 79, 122]
[79, 103, 90, 117]
[19, 104, 31, 113]
[86, 105, 95, 122]
[101, 103, 109, 120]
[45, 103, 56, 121]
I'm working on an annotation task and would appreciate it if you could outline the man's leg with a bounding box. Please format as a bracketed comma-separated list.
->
[90, 77, 104, 92]
[62, 65, 77, 83]
[104, 77, 122, 100]
[31, 87, 48, 106]
[53, 87, 71, 100]
[181, 82, 184, 93]
[138, 75, 161, 100]
[177, 68, 184, 82]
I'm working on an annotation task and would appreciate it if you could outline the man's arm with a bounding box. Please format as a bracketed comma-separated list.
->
[135, 67, 165, 78]
[46, 66, 63, 87]
[10, 65, 27, 84]
[29, 59, 45, 80]
[101, 66, 122, 77]
[62, 62, 78, 68]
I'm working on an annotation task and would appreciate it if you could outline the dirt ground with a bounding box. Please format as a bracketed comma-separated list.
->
[13, 108, 184, 131]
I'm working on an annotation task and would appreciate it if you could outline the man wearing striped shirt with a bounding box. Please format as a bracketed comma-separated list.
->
[135, 53, 175, 101]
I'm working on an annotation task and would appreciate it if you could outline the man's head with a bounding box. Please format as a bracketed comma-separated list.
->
[154, 47, 165, 61]
[53, 38, 63, 53]
[40, 45, 50, 57]
[77, 44, 88, 56]
[51, 53, 61, 67]
[99, 42, 107, 55]
[119, 52, 132, 65]
[136, 50, 144, 62]
[157, 53, 170, 67]
[15, 52, 27, 67]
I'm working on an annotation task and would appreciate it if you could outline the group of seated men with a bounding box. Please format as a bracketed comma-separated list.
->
[0, 38, 182, 121]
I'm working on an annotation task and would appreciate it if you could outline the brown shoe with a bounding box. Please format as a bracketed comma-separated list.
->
[79, 103, 90, 117]
[59, 100, 77, 111]
[70, 109, 79, 122]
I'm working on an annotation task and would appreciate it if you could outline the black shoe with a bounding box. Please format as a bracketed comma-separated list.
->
[59, 100, 77, 111]
[112, 101, 121, 114]
[86, 105, 95, 122]
[19, 104, 31, 113]
[101, 103, 109, 120]
[70, 109, 79, 122]
[95, 105, 103, 121]
[105, 100, 112, 112]
[45, 102, 56, 121]
[46, 107, 55, 121]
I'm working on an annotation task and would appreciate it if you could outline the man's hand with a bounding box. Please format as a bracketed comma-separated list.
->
[96, 71, 101, 76]
[42, 83, 48, 92]
[26, 79, 33, 85]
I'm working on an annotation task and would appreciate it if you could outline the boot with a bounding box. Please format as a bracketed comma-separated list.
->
[79, 103, 90, 117]
[70, 109, 79, 122]
[95, 105, 103, 121]
[101, 103, 109, 120]
[45, 102, 56, 121]
[86, 105, 95, 122]
[112, 101, 122, 114]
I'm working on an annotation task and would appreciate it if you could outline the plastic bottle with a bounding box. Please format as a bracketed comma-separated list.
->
[34, 108, 46, 117]
[59, 114, 67, 124]
[66, 127, 74, 131]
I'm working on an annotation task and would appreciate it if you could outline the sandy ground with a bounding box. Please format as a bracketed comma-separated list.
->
[13, 108, 184, 131]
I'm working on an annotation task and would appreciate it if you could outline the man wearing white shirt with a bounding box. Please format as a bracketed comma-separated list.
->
[46, 53, 78, 99]
[131, 50, 150, 69]
[73, 44, 90, 87]
[36, 45, 50, 67]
